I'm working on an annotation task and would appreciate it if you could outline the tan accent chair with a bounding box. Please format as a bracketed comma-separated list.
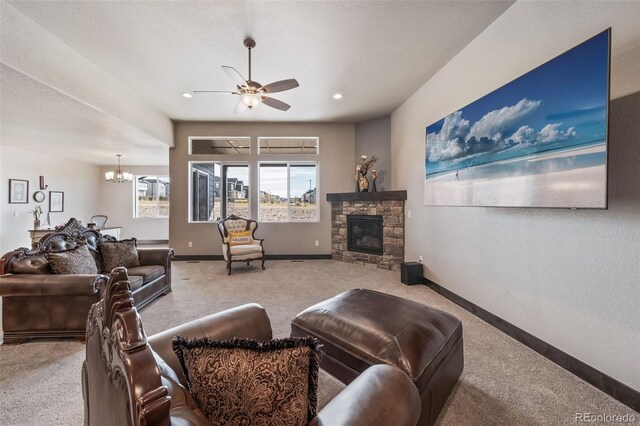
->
[217, 214, 265, 275]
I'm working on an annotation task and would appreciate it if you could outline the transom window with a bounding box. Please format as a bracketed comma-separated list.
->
[134, 176, 170, 218]
[258, 137, 319, 155]
[189, 137, 251, 155]
[259, 163, 318, 222]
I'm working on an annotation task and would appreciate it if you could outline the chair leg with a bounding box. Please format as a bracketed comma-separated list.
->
[227, 259, 232, 275]
[246, 261, 250, 265]
[261, 256, 265, 270]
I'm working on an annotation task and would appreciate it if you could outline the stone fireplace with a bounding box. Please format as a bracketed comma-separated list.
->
[328, 191, 406, 270]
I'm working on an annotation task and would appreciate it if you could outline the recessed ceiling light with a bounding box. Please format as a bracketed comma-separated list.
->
[333, 93, 344, 100]
[182, 92, 193, 98]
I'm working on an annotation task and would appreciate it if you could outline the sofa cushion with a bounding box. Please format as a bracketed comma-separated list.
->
[10, 255, 52, 275]
[171, 336, 320, 426]
[46, 244, 98, 275]
[99, 239, 140, 273]
[229, 244, 262, 255]
[128, 275, 144, 291]
[127, 265, 165, 284]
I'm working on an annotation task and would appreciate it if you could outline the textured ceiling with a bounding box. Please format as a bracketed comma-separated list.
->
[0, 65, 169, 166]
[8, 0, 514, 122]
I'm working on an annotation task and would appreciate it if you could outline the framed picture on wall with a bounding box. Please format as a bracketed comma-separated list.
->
[9, 179, 29, 204]
[49, 191, 64, 212]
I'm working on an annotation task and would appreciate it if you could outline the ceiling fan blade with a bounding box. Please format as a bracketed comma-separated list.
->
[233, 100, 249, 114]
[222, 65, 247, 87]
[262, 96, 291, 111]
[193, 90, 239, 95]
[261, 79, 299, 94]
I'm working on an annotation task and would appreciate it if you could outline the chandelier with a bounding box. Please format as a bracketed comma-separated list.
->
[105, 154, 133, 183]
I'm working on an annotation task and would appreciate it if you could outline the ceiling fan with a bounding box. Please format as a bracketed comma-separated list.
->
[194, 37, 299, 113]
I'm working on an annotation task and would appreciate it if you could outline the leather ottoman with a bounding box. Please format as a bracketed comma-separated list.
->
[291, 289, 463, 426]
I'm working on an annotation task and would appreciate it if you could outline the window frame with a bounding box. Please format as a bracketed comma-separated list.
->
[257, 137, 320, 155]
[133, 175, 170, 219]
[188, 136, 251, 155]
[257, 161, 319, 223]
[187, 161, 251, 223]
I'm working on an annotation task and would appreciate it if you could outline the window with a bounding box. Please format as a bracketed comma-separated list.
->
[258, 137, 319, 155]
[259, 163, 318, 222]
[135, 176, 170, 218]
[188, 162, 249, 222]
[189, 137, 251, 155]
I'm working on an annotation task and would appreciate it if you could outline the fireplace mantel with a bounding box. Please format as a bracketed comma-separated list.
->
[326, 190, 407, 202]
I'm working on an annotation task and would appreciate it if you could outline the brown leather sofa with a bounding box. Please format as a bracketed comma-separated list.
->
[83, 268, 422, 426]
[0, 229, 173, 344]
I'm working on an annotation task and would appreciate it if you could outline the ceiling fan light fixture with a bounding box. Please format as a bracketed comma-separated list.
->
[333, 93, 344, 100]
[182, 92, 193, 98]
[241, 92, 261, 108]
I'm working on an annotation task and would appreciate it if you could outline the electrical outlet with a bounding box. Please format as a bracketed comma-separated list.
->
[419, 256, 423, 263]
[408, 210, 412, 218]
[188, 241, 193, 248]
[14, 211, 19, 218]
[314, 240, 319, 246]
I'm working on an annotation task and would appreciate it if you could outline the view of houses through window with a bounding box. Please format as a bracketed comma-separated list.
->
[187, 137, 318, 223]
[189, 162, 249, 222]
[259, 163, 317, 222]
[135, 176, 170, 218]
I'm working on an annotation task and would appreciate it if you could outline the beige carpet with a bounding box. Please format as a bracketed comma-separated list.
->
[0, 260, 636, 425]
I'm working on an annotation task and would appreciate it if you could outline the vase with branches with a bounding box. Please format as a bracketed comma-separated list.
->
[355, 155, 378, 192]
[32, 205, 44, 230]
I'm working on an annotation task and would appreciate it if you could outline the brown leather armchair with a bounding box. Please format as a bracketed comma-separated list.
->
[83, 268, 421, 426]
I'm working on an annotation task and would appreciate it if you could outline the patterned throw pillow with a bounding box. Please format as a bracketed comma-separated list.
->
[99, 239, 140, 273]
[171, 336, 321, 426]
[228, 230, 253, 246]
[46, 244, 98, 274]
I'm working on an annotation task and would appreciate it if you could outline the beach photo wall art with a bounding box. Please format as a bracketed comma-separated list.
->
[425, 29, 610, 209]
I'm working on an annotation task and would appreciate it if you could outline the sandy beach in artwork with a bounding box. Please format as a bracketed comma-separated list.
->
[425, 144, 607, 208]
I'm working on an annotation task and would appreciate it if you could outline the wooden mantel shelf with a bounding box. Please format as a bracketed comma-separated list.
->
[326, 190, 407, 202]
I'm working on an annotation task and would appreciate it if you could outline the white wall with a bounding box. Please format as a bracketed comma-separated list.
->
[0, 146, 101, 253]
[98, 166, 169, 241]
[391, 1, 640, 391]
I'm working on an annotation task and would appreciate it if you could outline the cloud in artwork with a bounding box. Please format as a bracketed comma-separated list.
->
[467, 98, 541, 141]
[427, 98, 579, 164]
[537, 123, 577, 143]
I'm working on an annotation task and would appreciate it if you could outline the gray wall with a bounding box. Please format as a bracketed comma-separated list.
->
[171, 121, 355, 256]
[355, 115, 391, 190]
[391, 2, 640, 391]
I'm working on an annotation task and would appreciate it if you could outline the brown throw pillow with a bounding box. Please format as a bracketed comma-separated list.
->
[171, 336, 321, 426]
[99, 239, 140, 273]
[46, 244, 98, 274]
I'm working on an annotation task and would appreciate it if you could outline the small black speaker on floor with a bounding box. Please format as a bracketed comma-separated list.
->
[401, 262, 423, 285]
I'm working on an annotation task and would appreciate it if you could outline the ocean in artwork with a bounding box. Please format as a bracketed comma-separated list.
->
[425, 30, 609, 208]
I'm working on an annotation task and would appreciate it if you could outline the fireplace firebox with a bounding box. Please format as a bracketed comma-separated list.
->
[347, 215, 383, 255]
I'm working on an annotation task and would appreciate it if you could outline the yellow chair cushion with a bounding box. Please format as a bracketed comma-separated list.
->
[228, 230, 253, 246]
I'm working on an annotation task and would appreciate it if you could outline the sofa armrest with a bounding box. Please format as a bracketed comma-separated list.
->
[148, 303, 273, 386]
[138, 248, 173, 268]
[310, 365, 421, 426]
[0, 274, 107, 297]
